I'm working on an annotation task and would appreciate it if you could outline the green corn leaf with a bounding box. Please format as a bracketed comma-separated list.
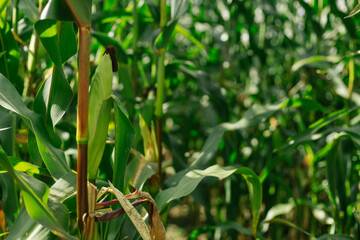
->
[6, 172, 77, 239]
[0, 0, 10, 15]
[0, 173, 18, 228]
[124, 150, 157, 190]
[105, 95, 136, 238]
[19, 0, 38, 21]
[64, 0, 92, 26]
[171, 0, 188, 23]
[0, 148, 76, 239]
[266, 218, 312, 238]
[139, 114, 158, 163]
[155, 21, 177, 51]
[156, 165, 262, 236]
[190, 222, 264, 239]
[88, 52, 113, 180]
[0, 156, 49, 176]
[34, 20, 75, 127]
[260, 106, 359, 182]
[34, 67, 73, 127]
[40, 0, 74, 21]
[111, 95, 135, 192]
[6, 208, 51, 240]
[291, 55, 342, 72]
[316, 234, 354, 240]
[0, 74, 70, 179]
[165, 101, 283, 188]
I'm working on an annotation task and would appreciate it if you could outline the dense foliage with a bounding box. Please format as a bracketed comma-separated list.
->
[0, 0, 360, 239]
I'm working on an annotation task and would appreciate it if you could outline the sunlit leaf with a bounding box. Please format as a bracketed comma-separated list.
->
[0, 156, 49, 176]
[88, 52, 113, 180]
[156, 165, 262, 235]
[0, 74, 70, 179]
[291, 55, 342, 72]
[40, 0, 74, 21]
[0, 148, 75, 239]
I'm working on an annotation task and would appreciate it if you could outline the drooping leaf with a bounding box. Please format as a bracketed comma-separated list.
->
[0, 156, 49, 176]
[27, 130, 42, 166]
[7, 172, 77, 239]
[345, 3, 360, 18]
[156, 165, 262, 235]
[34, 67, 73, 127]
[266, 218, 312, 238]
[0, 108, 14, 156]
[58, 22, 77, 63]
[260, 106, 360, 182]
[0, 0, 10, 15]
[0, 173, 18, 228]
[165, 101, 283, 188]
[19, 0, 38, 21]
[108, 182, 151, 240]
[189, 222, 264, 239]
[0, 148, 75, 239]
[316, 234, 354, 240]
[34, 20, 74, 126]
[155, 21, 177, 50]
[170, 0, 188, 23]
[35, 20, 62, 66]
[0, 74, 70, 179]
[138, 191, 165, 240]
[6, 207, 51, 240]
[291, 55, 342, 72]
[40, 0, 74, 21]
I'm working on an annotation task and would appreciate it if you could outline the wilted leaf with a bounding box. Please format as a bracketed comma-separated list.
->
[345, 3, 360, 18]
[108, 182, 151, 240]
[138, 191, 165, 240]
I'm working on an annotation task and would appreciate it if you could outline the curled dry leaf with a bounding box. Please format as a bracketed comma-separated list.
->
[108, 182, 151, 240]
[138, 191, 165, 240]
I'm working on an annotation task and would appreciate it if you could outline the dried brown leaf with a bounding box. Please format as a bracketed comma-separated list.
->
[138, 191, 165, 240]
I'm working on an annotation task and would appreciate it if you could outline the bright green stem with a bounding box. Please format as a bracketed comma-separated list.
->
[77, 25, 90, 237]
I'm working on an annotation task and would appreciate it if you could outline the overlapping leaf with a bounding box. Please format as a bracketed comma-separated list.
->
[34, 20, 75, 127]
[0, 147, 76, 239]
[156, 165, 262, 236]
[0, 74, 70, 179]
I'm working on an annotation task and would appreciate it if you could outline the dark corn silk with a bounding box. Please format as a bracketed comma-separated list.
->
[104, 45, 118, 72]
